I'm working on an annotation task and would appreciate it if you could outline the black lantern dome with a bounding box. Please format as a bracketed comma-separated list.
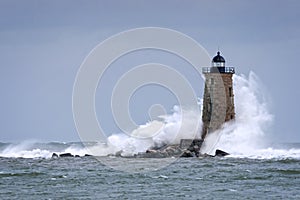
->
[212, 51, 225, 67]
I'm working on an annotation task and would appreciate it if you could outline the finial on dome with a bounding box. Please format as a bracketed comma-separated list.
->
[212, 51, 225, 63]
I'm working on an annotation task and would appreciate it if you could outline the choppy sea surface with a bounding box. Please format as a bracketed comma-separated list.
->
[0, 142, 299, 199]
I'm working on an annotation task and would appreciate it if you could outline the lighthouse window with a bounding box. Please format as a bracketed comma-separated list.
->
[229, 87, 232, 97]
[210, 78, 214, 85]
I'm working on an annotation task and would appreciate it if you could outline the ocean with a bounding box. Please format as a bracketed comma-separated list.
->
[0, 142, 300, 199]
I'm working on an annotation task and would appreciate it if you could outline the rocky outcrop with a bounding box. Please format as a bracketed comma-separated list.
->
[133, 145, 229, 158]
[180, 150, 194, 157]
[50, 146, 229, 159]
[59, 153, 74, 157]
[135, 145, 183, 158]
[51, 153, 59, 158]
[51, 153, 92, 158]
[180, 139, 203, 157]
[214, 149, 230, 157]
[133, 139, 205, 158]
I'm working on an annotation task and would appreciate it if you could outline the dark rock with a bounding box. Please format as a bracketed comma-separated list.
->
[180, 139, 203, 157]
[59, 153, 74, 157]
[51, 153, 58, 158]
[215, 149, 230, 157]
[84, 154, 92, 157]
[146, 149, 157, 154]
[75, 155, 80, 157]
[181, 150, 195, 157]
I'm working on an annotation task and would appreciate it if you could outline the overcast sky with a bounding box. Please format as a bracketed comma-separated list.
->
[0, 0, 299, 142]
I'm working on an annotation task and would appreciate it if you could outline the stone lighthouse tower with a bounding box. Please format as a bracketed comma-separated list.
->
[201, 51, 235, 139]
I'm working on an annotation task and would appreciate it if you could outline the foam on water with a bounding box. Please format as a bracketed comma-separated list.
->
[1, 147, 52, 159]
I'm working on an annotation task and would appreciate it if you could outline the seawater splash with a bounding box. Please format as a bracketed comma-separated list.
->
[201, 72, 300, 159]
[89, 106, 201, 157]
[201, 71, 274, 155]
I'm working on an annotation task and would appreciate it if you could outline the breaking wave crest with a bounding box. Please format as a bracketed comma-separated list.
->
[0, 141, 89, 159]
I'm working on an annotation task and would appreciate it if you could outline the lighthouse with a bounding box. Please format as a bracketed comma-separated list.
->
[201, 51, 235, 139]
